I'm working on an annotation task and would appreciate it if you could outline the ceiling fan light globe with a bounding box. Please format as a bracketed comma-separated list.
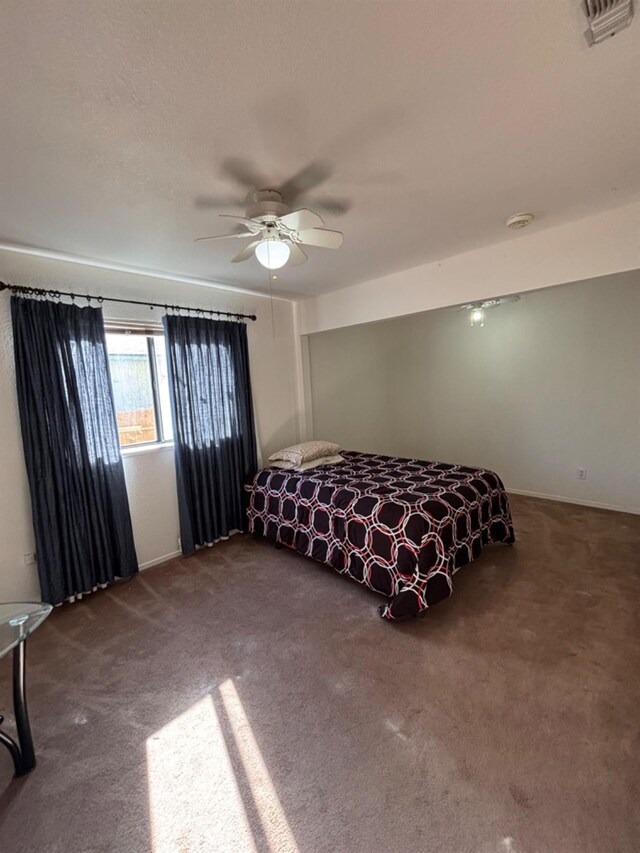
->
[255, 239, 290, 269]
[469, 308, 484, 327]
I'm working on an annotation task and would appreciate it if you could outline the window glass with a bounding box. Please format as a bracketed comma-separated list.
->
[106, 332, 159, 446]
[152, 334, 174, 442]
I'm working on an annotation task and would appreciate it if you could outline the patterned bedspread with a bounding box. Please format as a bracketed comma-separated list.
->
[246, 451, 515, 620]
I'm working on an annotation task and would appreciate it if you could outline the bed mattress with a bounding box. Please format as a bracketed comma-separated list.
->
[246, 451, 515, 620]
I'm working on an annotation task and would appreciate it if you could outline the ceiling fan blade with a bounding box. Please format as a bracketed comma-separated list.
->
[277, 161, 332, 202]
[219, 214, 259, 226]
[278, 208, 324, 232]
[221, 157, 269, 191]
[194, 194, 246, 210]
[219, 214, 263, 232]
[285, 242, 308, 267]
[231, 240, 261, 263]
[194, 232, 254, 242]
[297, 228, 343, 249]
[308, 197, 352, 215]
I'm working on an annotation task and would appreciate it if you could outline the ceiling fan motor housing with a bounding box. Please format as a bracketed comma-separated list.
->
[246, 189, 290, 221]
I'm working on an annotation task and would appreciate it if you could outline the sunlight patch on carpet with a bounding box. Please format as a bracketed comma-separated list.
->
[219, 678, 299, 853]
[146, 694, 257, 852]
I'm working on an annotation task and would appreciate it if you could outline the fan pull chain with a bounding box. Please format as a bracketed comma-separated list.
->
[264, 241, 276, 342]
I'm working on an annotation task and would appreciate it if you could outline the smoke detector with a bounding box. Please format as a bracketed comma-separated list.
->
[583, 0, 634, 45]
[505, 212, 534, 230]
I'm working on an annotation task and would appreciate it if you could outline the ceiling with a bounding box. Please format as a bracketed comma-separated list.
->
[1, 1, 639, 298]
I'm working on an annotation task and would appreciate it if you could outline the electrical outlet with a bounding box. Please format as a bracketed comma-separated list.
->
[23, 552, 36, 566]
[577, 468, 587, 480]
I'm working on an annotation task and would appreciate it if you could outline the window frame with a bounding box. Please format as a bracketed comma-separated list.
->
[105, 323, 174, 452]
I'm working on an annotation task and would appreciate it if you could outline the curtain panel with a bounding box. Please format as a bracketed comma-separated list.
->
[162, 314, 258, 554]
[11, 296, 138, 604]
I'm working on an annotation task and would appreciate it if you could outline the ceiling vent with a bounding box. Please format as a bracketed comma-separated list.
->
[584, 0, 634, 45]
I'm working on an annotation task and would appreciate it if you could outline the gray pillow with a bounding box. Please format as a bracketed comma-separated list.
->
[268, 440, 341, 467]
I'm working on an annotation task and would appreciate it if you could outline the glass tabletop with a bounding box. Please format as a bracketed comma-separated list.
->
[0, 602, 52, 661]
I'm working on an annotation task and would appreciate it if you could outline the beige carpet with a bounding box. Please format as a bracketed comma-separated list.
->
[0, 494, 638, 853]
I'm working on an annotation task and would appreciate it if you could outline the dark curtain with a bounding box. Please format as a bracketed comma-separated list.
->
[11, 296, 138, 605]
[162, 314, 258, 554]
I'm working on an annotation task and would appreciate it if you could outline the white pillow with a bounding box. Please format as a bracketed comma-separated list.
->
[269, 460, 297, 470]
[295, 454, 345, 472]
[268, 440, 341, 466]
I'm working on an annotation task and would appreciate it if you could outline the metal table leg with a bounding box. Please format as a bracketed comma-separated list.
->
[0, 639, 36, 777]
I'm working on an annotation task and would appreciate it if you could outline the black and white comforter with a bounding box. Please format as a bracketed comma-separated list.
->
[246, 451, 514, 620]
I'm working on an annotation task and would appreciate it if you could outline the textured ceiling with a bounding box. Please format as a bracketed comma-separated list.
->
[1, 1, 639, 297]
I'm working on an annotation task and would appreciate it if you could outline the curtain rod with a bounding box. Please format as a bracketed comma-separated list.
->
[0, 281, 257, 322]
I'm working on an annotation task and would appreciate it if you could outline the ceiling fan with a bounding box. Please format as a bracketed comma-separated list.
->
[195, 188, 344, 270]
[195, 159, 346, 269]
[196, 157, 352, 216]
[457, 295, 521, 326]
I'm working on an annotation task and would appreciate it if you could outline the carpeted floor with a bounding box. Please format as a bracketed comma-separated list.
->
[0, 494, 638, 853]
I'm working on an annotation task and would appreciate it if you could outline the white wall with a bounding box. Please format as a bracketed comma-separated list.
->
[0, 251, 301, 600]
[308, 320, 396, 456]
[308, 272, 640, 514]
[299, 200, 640, 336]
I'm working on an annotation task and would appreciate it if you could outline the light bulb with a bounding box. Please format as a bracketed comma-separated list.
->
[470, 307, 484, 327]
[255, 239, 290, 270]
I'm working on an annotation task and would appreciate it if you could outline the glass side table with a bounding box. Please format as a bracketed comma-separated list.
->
[0, 602, 52, 776]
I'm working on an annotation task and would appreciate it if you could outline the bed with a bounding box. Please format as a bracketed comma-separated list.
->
[246, 451, 515, 620]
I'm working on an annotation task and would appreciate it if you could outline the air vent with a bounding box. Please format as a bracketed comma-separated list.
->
[584, 0, 634, 45]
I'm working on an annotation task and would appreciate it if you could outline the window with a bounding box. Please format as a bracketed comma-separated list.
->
[106, 329, 174, 447]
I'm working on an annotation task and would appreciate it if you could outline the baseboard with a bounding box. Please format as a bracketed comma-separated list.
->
[507, 488, 640, 516]
[139, 550, 182, 571]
